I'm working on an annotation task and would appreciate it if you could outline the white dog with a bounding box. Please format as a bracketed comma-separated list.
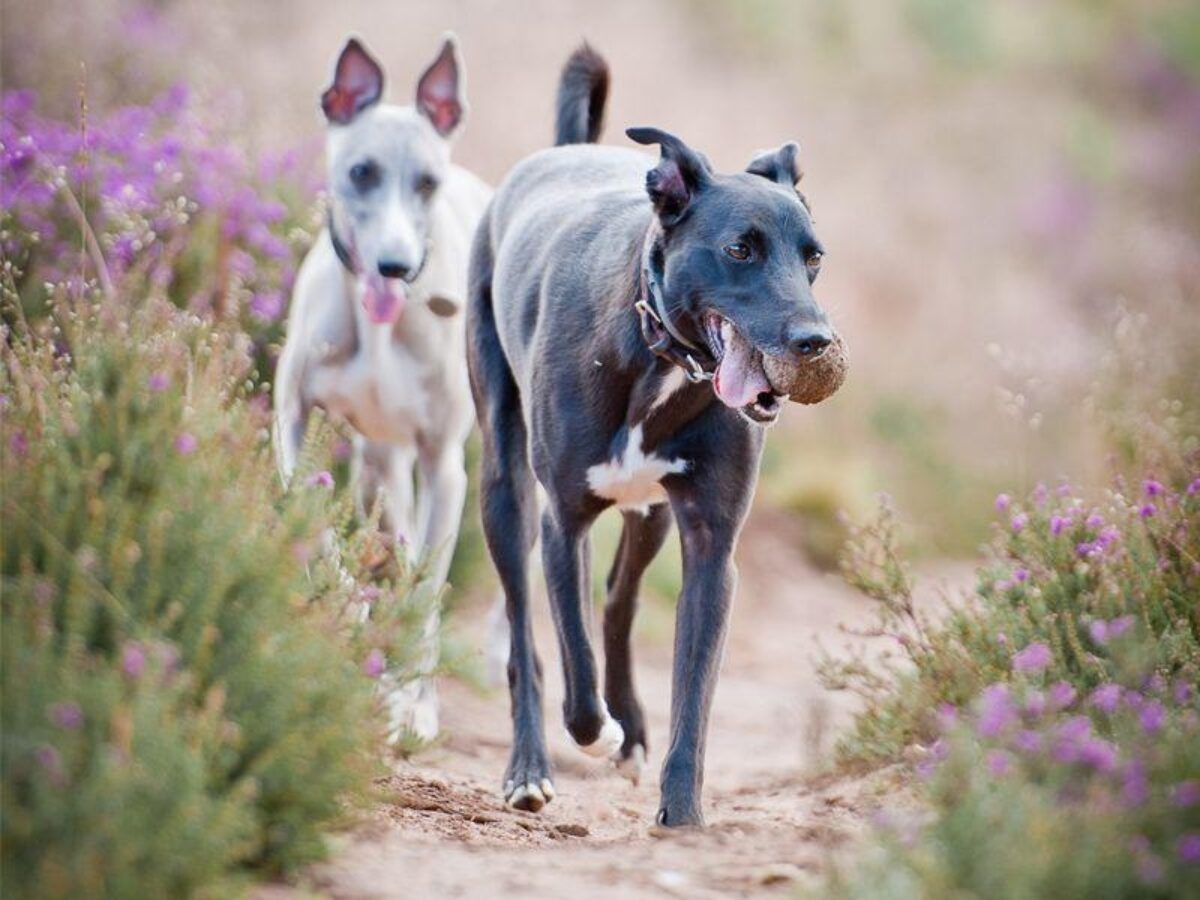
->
[274, 35, 490, 741]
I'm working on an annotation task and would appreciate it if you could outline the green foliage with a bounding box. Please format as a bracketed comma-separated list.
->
[0, 283, 430, 897]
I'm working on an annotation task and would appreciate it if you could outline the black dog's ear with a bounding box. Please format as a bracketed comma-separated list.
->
[746, 142, 802, 187]
[417, 34, 467, 138]
[322, 38, 384, 125]
[626, 126, 712, 226]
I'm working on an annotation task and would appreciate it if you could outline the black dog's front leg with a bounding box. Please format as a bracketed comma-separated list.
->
[658, 428, 759, 827]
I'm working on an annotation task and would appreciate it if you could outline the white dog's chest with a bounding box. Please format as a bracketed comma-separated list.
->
[308, 341, 433, 444]
[586, 424, 687, 514]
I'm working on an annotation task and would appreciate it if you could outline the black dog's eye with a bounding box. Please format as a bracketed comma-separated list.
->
[416, 173, 440, 199]
[806, 250, 824, 271]
[724, 242, 751, 261]
[349, 160, 380, 191]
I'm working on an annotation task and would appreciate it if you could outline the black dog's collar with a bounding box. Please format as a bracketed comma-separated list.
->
[636, 226, 715, 384]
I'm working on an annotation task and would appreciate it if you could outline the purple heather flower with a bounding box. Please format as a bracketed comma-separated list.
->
[1175, 680, 1194, 706]
[986, 750, 1012, 777]
[1024, 690, 1046, 716]
[1089, 619, 1109, 644]
[1052, 715, 1094, 764]
[995, 493, 1011, 512]
[1050, 514, 1072, 536]
[1011, 513, 1028, 533]
[9, 430, 28, 456]
[1079, 737, 1118, 772]
[363, 648, 386, 679]
[1013, 567, 1029, 583]
[333, 439, 353, 462]
[305, 470, 334, 489]
[1178, 834, 1200, 865]
[249, 291, 284, 323]
[1139, 503, 1157, 519]
[1056, 482, 1072, 497]
[1032, 483, 1048, 506]
[1013, 729, 1042, 753]
[1171, 781, 1200, 808]
[49, 702, 83, 731]
[936, 703, 958, 731]
[1085, 512, 1105, 529]
[121, 642, 146, 678]
[996, 632, 1008, 647]
[1091, 684, 1122, 713]
[1077, 541, 1097, 559]
[1187, 478, 1200, 496]
[1122, 760, 1149, 806]
[1139, 700, 1166, 734]
[357, 585, 383, 606]
[977, 684, 1018, 737]
[174, 432, 198, 455]
[1013, 642, 1052, 674]
[147, 372, 170, 392]
[1097, 526, 1121, 548]
[1048, 681, 1076, 710]
[1143, 478, 1165, 497]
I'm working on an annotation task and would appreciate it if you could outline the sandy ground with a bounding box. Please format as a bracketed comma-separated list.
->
[254, 515, 962, 899]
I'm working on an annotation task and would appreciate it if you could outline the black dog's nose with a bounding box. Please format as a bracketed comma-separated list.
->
[377, 260, 410, 280]
[788, 326, 832, 357]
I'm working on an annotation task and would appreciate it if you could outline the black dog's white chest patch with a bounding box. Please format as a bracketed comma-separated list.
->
[585, 423, 687, 514]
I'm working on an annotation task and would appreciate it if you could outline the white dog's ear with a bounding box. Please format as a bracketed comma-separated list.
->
[416, 34, 466, 137]
[322, 38, 384, 125]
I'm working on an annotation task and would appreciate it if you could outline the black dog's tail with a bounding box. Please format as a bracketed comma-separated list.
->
[555, 43, 610, 146]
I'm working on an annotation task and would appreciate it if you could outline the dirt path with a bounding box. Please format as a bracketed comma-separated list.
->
[257, 516, 956, 899]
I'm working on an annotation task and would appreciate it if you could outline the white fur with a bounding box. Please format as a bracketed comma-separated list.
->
[586, 424, 687, 514]
[274, 54, 490, 743]
[650, 367, 688, 414]
[569, 704, 626, 759]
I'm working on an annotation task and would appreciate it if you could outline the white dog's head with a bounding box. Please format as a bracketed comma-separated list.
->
[320, 35, 466, 323]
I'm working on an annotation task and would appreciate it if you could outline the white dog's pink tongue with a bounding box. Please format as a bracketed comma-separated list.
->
[713, 325, 771, 408]
[363, 275, 406, 325]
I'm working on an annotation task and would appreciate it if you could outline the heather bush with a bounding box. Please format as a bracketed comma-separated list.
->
[818, 413, 1200, 895]
[0, 86, 437, 894]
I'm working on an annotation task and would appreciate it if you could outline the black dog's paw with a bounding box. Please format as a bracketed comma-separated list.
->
[503, 749, 555, 812]
[655, 804, 705, 829]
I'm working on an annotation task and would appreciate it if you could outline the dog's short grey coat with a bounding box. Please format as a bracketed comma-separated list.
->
[467, 45, 833, 824]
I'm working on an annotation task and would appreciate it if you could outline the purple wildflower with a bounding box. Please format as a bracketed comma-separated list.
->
[1056, 482, 1072, 497]
[1078, 737, 1119, 772]
[1013, 567, 1029, 583]
[1077, 541, 1098, 559]
[249, 291, 284, 323]
[1175, 680, 1194, 706]
[1171, 781, 1200, 808]
[986, 750, 1012, 777]
[1108, 615, 1135, 639]
[995, 493, 1011, 512]
[1048, 681, 1076, 710]
[1024, 690, 1046, 716]
[9, 430, 28, 456]
[35, 745, 65, 785]
[305, 470, 334, 489]
[1013, 642, 1052, 674]
[1032, 483, 1048, 506]
[1178, 834, 1200, 864]
[935, 703, 958, 732]
[1090, 684, 1122, 713]
[1139, 700, 1166, 734]
[1085, 512, 1105, 529]
[977, 684, 1018, 737]
[1187, 478, 1200, 496]
[121, 642, 146, 678]
[1143, 478, 1165, 497]
[1096, 526, 1121, 548]
[49, 702, 83, 731]
[174, 432, 198, 455]
[1139, 503, 1157, 519]
[363, 648, 386, 679]
[1050, 514, 1072, 536]
[1011, 513, 1028, 533]
[1122, 760, 1149, 806]
[147, 372, 170, 392]
[1013, 729, 1042, 753]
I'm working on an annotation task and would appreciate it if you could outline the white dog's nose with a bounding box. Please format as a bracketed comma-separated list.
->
[377, 260, 411, 280]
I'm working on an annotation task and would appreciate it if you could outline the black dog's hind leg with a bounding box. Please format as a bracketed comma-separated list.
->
[467, 227, 552, 811]
[604, 505, 672, 782]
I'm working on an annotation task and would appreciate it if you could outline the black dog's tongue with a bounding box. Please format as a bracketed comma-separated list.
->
[713, 322, 772, 408]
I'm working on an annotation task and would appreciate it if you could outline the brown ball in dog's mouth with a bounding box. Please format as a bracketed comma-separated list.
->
[762, 332, 848, 405]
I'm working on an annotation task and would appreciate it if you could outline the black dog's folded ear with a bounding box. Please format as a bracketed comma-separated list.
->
[322, 38, 384, 125]
[627, 126, 712, 226]
[417, 34, 467, 138]
[746, 142, 802, 187]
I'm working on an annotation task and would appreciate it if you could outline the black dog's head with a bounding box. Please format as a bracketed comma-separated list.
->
[628, 127, 831, 425]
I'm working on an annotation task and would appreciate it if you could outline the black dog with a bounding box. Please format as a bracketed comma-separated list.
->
[467, 45, 833, 826]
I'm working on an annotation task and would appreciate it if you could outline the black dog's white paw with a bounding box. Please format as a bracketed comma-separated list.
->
[614, 743, 646, 785]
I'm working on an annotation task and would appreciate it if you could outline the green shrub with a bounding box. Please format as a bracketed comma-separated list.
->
[1, 284, 429, 897]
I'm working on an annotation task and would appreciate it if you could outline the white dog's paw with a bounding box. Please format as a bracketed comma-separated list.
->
[614, 743, 646, 785]
[385, 676, 439, 744]
[570, 707, 625, 760]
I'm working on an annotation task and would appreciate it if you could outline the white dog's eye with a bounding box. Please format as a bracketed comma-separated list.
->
[349, 160, 380, 191]
[416, 173, 440, 199]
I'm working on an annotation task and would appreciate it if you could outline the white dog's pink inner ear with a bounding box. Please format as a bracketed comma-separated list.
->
[322, 39, 384, 125]
[416, 42, 463, 136]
